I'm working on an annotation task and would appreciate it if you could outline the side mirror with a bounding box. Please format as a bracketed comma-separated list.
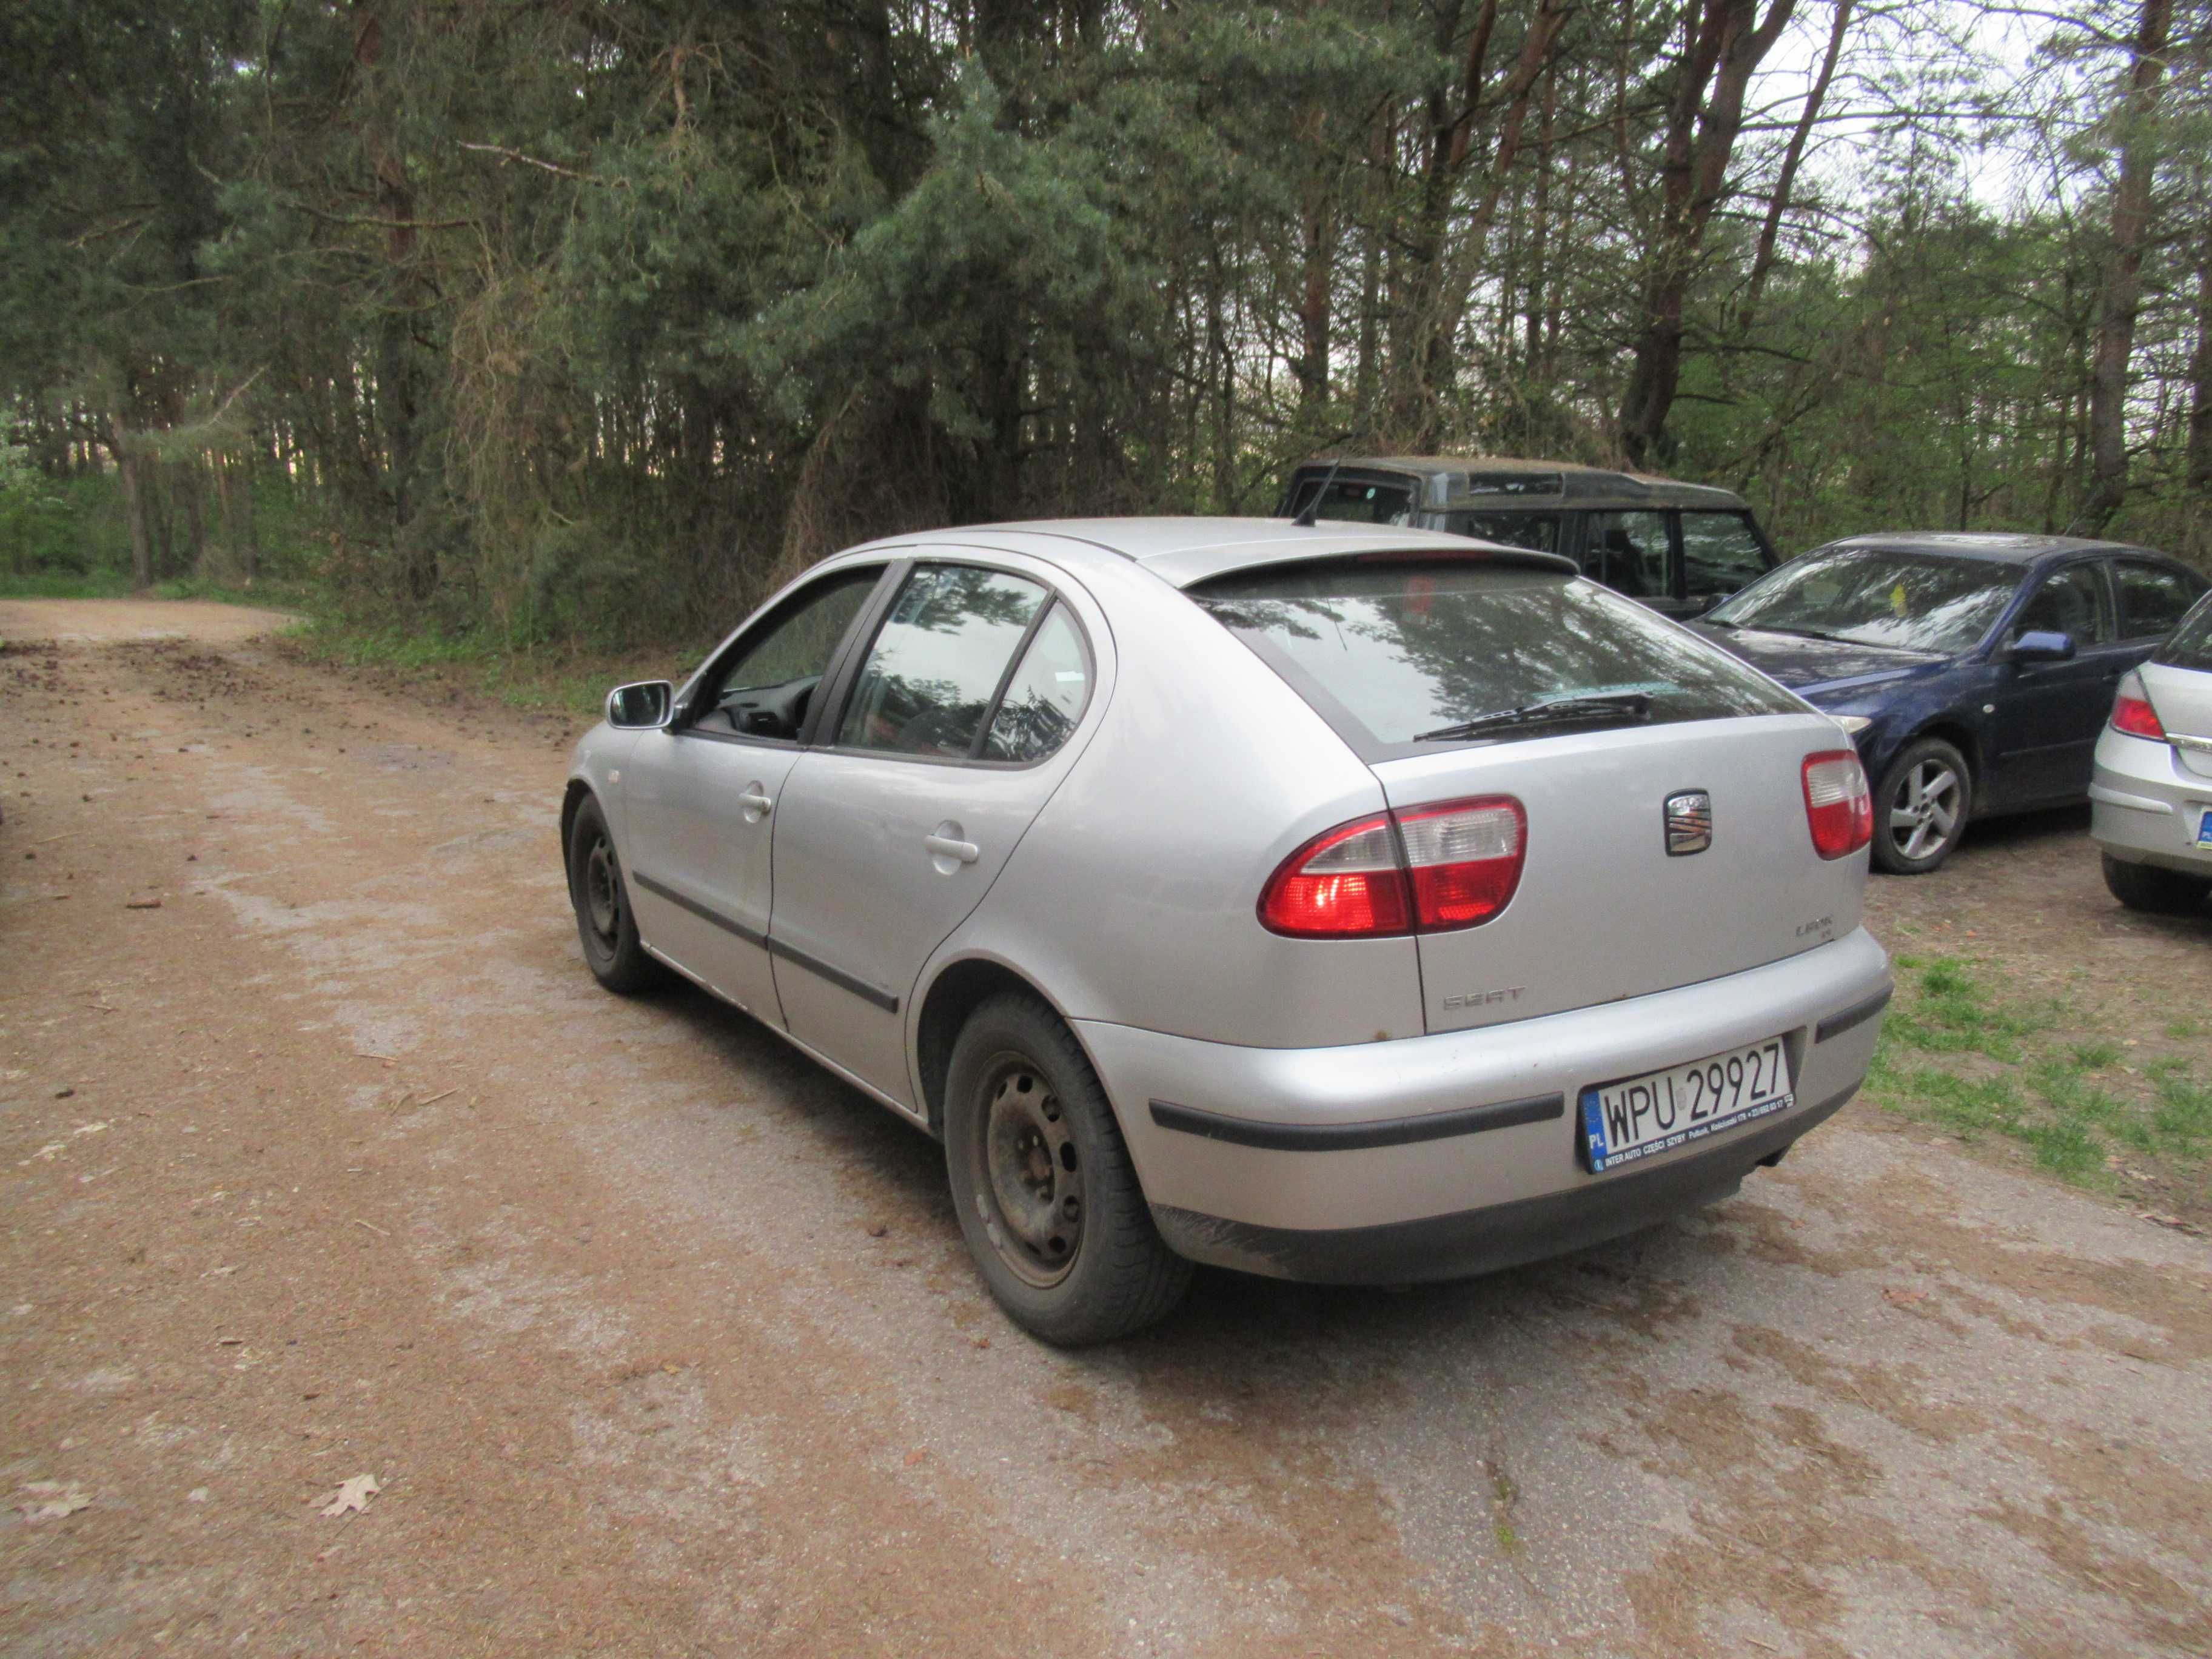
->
[605, 680, 675, 729]
[2008, 630, 2076, 665]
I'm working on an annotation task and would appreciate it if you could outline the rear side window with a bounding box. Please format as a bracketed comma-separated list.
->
[1440, 510, 1559, 553]
[2114, 560, 2204, 638]
[981, 605, 1090, 763]
[836, 565, 1049, 758]
[1680, 512, 1769, 598]
[1193, 559, 1800, 751]
[1587, 511, 1674, 600]
[2157, 591, 2212, 671]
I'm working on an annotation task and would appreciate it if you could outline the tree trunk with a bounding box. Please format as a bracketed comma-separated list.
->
[182, 457, 209, 577]
[109, 417, 154, 591]
[2083, 0, 2173, 533]
[1618, 0, 1800, 467]
[1737, 0, 1852, 330]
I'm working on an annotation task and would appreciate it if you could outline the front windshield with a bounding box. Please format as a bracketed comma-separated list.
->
[1708, 547, 2017, 655]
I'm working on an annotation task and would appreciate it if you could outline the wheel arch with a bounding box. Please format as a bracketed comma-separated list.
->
[560, 778, 594, 859]
[1895, 718, 1982, 814]
[913, 955, 1098, 1141]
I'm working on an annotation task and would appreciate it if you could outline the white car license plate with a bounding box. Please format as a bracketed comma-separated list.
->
[1579, 1038, 1795, 1173]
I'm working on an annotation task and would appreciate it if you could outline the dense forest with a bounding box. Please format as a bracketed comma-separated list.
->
[2, 0, 2208, 647]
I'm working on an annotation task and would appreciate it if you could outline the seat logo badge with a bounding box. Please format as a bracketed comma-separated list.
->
[1664, 791, 1712, 856]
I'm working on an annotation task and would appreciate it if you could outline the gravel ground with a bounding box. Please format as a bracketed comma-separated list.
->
[2, 598, 2207, 1658]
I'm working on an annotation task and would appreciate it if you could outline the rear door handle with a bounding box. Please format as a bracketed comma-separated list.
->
[923, 834, 980, 864]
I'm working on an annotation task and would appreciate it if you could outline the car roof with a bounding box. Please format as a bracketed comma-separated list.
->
[1818, 531, 2163, 565]
[1284, 454, 1748, 512]
[846, 517, 1580, 589]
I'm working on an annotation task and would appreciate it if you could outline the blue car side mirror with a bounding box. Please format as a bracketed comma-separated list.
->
[2008, 629, 2076, 664]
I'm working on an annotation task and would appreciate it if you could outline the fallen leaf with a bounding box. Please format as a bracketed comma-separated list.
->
[18, 1481, 92, 1522]
[124, 897, 162, 910]
[320, 1473, 381, 1517]
[2136, 1211, 2205, 1237]
[1882, 1287, 1929, 1305]
[903, 1448, 927, 1467]
[71, 1121, 107, 1137]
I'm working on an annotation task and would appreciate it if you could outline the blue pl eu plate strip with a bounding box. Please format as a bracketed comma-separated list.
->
[1579, 1090, 1795, 1174]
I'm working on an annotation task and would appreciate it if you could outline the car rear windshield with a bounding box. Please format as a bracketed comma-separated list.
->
[1706, 547, 2016, 654]
[1192, 558, 1801, 749]
[2158, 591, 2212, 672]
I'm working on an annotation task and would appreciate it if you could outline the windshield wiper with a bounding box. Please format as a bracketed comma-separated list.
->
[1416, 692, 1654, 743]
[1750, 624, 1857, 644]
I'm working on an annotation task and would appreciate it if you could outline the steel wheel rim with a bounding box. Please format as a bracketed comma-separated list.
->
[584, 835, 622, 948]
[1888, 760, 1962, 862]
[973, 1056, 1083, 1288]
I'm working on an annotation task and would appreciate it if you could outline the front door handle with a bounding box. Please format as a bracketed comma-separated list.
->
[739, 786, 774, 823]
[923, 833, 980, 865]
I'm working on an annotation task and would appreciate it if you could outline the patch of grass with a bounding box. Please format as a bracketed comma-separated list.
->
[1868, 954, 2209, 1198]
[0, 569, 137, 598]
[293, 612, 697, 722]
[2166, 1017, 2202, 1041]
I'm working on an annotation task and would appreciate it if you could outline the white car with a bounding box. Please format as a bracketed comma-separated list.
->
[2091, 589, 2212, 913]
[562, 518, 1891, 1342]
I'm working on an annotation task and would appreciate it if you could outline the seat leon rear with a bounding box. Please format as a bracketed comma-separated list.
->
[562, 520, 1892, 1344]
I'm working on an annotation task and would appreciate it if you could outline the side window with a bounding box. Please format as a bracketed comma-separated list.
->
[2013, 564, 2114, 645]
[691, 566, 883, 740]
[836, 565, 1050, 759]
[1680, 512, 1769, 600]
[2114, 560, 2202, 638]
[1291, 477, 1416, 525]
[1586, 511, 1673, 600]
[1446, 511, 1559, 553]
[981, 605, 1091, 763]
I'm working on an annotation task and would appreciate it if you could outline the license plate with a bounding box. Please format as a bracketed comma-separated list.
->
[1578, 1038, 1795, 1173]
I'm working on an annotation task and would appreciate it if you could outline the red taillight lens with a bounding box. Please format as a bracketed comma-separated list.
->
[1801, 749, 1874, 859]
[2111, 693, 2167, 740]
[1258, 814, 1412, 937]
[1396, 796, 1527, 929]
[1259, 797, 1525, 937]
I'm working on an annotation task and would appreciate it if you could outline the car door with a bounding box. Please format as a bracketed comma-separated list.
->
[621, 563, 890, 1021]
[1678, 510, 1776, 615]
[1987, 559, 2128, 806]
[1584, 510, 1678, 614]
[768, 558, 1101, 1108]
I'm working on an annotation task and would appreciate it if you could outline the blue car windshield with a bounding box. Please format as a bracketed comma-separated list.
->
[1708, 549, 2016, 655]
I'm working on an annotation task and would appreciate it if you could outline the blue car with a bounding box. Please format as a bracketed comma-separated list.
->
[1694, 533, 2209, 873]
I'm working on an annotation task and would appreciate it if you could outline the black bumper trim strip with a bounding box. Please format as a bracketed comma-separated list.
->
[631, 870, 767, 948]
[1148, 1091, 1565, 1153]
[631, 870, 900, 1014]
[768, 937, 900, 1014]
[1814, 983, 1893, 1045]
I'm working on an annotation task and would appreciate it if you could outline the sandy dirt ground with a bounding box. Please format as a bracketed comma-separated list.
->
[2, 597, 2208, 1659]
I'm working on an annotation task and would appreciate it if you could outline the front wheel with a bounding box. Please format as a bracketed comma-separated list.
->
[943, 994, 1191, 1346]
[1871, 737, 1971, 875]
[566, 795, 665, 994]
[2102, 853, 2212, 916]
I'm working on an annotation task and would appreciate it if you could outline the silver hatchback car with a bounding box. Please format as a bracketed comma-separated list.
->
[562, 519, 1893, 1343]
[2091, 589, 2212, 913]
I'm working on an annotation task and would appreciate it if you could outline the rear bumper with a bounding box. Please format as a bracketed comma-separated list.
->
[1074, 928, 1889, 1282]
[2090, 732, 2212, 874]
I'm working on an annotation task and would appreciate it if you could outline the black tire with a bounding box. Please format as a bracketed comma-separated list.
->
[1871, 737, 1971, 876]
[566, 795, 665, 994]
[943, 993, 1191, 1346]
[2102, 853, 2212, 916]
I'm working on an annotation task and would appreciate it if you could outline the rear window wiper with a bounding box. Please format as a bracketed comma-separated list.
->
[1416, 692, 1653, 743]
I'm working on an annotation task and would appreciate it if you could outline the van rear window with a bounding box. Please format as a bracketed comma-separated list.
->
[1193, 559, 1801, 750]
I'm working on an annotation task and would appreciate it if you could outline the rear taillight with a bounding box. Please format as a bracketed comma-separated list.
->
[1259, 797, 1526, 937]
[2111, 672, 2167, 740]
[1801, 750, 1873, 860]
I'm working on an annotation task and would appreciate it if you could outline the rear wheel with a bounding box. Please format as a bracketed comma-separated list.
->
[2102, 853, 2212, 916]
[566, 796, 664, 994]
[944, 993, 1191, 1346]
[1871, 737, 1970, 875]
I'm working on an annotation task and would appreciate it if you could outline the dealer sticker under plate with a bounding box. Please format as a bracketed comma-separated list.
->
[1579, 1037, 1795, 1174]
[2196, 807, 2212, 848]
